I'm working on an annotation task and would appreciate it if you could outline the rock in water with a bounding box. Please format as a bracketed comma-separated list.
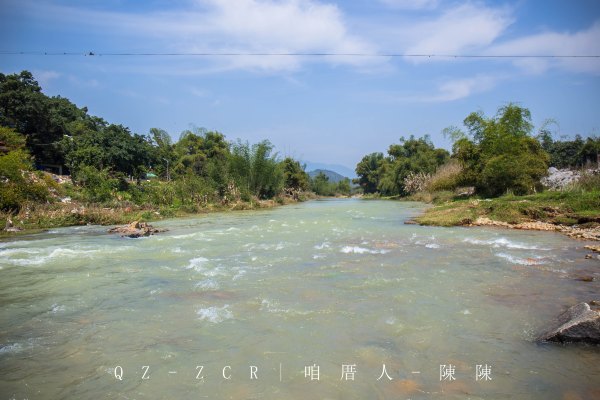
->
[108, 221, 166, 238]
[537, 302, 600, 344]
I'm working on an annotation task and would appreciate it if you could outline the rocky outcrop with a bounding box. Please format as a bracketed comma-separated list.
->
[471, 217, 600, 242]
[108, 221, 166, 238]
[541, 167, 600, 190]
[537, 302, 600, 345]
[541, 167, 580, 190]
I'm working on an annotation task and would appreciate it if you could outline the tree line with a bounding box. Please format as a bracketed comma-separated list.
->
[354, 104, 600, 198]
[0, 71, 313, 211]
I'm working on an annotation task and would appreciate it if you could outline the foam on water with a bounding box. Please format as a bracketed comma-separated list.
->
[2, 247, 105, 267]
[196, 305, 233, 323]
[195, 279, 219, 290]
[232, 270, 246, 280]
[464, 237, 550, 250]
[1, 244, 135, 267]
[171, 233, 198, 239]
[495, 252, 546, 266]
[340, 246, 389, 255]
[50, 304, 65, 313]
[0, 343, 23, 355]
[0, 248, 41, 257]
[260, 299, 313, 316]
[186, 257, 209, 272]
[314, 241, 330, 250]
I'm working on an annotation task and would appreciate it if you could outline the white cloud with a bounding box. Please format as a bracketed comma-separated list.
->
[387, 74, 502, 103]
[402, 3, 513, 58]
[487, 21, 600, 74]
[189, 88, 209, 98]
[428, 74, 500, 102]
[67, 75, 100, 88]
[33, 70, 60, 88]
[26, 0, 380, 73]
[378, 0, 439, 10]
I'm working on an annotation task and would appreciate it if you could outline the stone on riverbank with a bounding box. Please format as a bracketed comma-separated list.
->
[537, 302, 600, 345]
[471, 217, 600, 242]
[108, 221, 166, 238]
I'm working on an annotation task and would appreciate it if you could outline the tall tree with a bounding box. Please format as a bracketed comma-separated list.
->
[0, 71, 87, 168]
[282, 157, 309, 191]
[63, 123, 153, 179]
[354, 152, 385, 194]
[452, 104, 549, 196]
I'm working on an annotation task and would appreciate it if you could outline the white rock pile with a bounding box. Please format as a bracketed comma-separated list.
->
[541, 167, 581, 190]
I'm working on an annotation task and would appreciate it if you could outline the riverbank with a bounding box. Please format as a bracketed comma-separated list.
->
[412, 190, 600, 242]
[0, 193, 314, 238]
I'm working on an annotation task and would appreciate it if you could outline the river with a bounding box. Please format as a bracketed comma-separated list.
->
[1, 199, 599, 399]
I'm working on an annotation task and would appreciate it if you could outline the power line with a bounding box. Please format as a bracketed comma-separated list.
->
[0, 51, 599, 58]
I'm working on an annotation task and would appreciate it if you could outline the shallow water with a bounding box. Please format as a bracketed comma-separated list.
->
[1, 199, 599, 399]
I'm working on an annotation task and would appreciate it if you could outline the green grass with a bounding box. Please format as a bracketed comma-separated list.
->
[414, 189, 600, 227]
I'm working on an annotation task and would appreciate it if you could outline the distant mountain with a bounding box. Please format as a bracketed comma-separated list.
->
[302, 161, 356, 178]
[308, 169, 348, 184]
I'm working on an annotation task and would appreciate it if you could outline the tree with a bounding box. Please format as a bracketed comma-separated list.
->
[335, 178, 351, 196]
[354, 152, 385, 194]
[376, 136, 449, 196]
[63, 123, 153, 180]
[0, 71, 87, 169]
[149, 128, 174, 179]
[311, 171, 332, 196]
[0, 127, 56, 210]
[282, 157, 309, 191]
[229, 139, 283, 199]
[580, 136, 600, 167]
[452, 104, 549, 196]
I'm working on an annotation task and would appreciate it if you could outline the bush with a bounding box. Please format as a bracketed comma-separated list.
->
[567, 169, 600, 191]
[425, 160, 462, 192]
[72, 165, 121, 203]
[453, 105, 549, 197]
[403, 171, 430, 194]
[0, 149, 56, 211]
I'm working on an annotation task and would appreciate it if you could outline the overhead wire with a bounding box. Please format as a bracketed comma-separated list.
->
[0, 51, 598, 58]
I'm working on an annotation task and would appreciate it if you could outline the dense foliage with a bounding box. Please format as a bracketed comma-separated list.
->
[537, 130, 600, 169]
[0, 126, 59, 210]
[310, 172, 351, 196]
[450, 104, 549, 196]
[355, 104, 597, 198]
[354, 136, 449, 196]
[0, 71, 310, 211]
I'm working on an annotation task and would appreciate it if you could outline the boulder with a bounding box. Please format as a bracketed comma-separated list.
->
[537, 302, 600, 344]
[108, 221, 166, 238]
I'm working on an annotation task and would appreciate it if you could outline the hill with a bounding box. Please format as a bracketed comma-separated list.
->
[303, 161, 356, 179]
[308, 169, 349, 184]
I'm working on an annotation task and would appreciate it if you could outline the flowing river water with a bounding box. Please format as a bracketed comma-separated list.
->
[0, 199, 599, 399]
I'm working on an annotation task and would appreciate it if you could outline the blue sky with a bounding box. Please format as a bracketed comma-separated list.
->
[1, 0, 599, 172]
